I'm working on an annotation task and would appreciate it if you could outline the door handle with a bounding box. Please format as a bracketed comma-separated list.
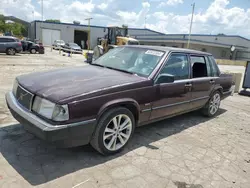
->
[210, 80, 215, 84]
[185, 83, 192, 87]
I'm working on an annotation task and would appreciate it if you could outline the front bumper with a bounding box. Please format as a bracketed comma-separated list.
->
[5, 92, 96, 147]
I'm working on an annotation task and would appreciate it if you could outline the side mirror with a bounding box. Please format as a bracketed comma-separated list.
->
[156, 74, 174, 84]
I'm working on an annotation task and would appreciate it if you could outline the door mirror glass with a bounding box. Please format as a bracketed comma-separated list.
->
[156, 74, 174, 84]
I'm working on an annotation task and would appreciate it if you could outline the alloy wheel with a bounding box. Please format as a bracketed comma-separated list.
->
[103, 114, 132, 151]
[209, 93, 220, 115]
[31, 49, 36, 54]
[8, 48, 15, 55]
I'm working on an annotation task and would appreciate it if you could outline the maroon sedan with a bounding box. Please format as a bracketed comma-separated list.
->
[6, 46, 234, 155]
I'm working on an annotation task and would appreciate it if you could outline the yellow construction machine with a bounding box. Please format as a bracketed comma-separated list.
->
[93, 26, 139, 59]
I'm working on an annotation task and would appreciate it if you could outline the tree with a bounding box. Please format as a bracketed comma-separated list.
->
[10, 23, 26, 36]
[45, 19, 61, 23]
[0, 14, 26, 37]
[0, 14, 6, 33]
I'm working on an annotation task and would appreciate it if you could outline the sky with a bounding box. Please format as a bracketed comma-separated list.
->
[0, 0, 250, 38]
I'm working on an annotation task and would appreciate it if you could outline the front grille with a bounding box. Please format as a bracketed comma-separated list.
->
[16, 85, 34, 110]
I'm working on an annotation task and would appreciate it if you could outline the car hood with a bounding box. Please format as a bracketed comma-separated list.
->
[17, 65, 147, 103]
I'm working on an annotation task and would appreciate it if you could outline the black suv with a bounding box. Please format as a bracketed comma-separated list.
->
[0, 36, 23, 55]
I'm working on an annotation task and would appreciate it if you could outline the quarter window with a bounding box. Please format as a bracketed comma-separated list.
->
[208, 56, 220, 77]
[205, 56, 212, 76]
[159, 54, 189, 81]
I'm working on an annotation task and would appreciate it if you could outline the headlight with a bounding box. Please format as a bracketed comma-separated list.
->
[12, 79, 18, 96]
[32, 96, 69, 122]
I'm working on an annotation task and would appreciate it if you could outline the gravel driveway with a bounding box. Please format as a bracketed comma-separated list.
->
[0, 50, 249, 188]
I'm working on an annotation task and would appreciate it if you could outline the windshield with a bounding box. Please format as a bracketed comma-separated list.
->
[56, 40, 64, 44]
[69, 43, 78, 46]
[93, 47, 165, 77]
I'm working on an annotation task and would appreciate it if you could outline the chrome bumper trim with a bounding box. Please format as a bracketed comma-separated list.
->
[6, 92, 96, 130]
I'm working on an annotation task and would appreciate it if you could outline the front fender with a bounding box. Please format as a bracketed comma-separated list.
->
[97, 98, 140, 120]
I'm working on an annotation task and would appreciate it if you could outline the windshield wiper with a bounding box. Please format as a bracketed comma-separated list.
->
[91, 63, 134, 75]
[91, 63, 106, 68]
[105, 66, 134, 75]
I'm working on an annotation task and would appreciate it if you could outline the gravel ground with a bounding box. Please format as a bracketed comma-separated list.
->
[0, 50, 250, 188]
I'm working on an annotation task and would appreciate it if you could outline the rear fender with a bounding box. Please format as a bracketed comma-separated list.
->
[211, 85, 223, 96]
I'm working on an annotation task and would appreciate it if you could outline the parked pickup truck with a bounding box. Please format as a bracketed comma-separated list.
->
[6, 46, 235, 155]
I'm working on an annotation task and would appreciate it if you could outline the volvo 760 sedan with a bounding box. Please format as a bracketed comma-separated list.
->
[6, 46, 234, 155]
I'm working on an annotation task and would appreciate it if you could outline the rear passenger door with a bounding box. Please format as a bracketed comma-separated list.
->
[189, 55, 215, 109]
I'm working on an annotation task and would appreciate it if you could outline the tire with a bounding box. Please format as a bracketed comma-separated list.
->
[90, 107, 135, 155]
[202, 91, 221, 117]
[30, 48, 37, 54]
[6, 48, 16, 55]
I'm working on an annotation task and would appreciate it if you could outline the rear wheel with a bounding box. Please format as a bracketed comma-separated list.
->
[30, 48, 37, 54]
[90, 107, 135, 155]
[6, 48, 16, 55]
[202, 91, 221, 117]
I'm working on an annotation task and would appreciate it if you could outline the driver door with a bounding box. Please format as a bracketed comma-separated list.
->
[150, 53, 192, 120]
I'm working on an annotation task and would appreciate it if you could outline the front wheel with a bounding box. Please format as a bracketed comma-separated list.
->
[6, 48, 16, 55]
[202, 91, 221, 117]
[30, 48, 37, 54]
[90, 107, 135, 155]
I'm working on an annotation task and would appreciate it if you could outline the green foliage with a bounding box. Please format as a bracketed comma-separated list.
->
[0, 14, 26, 37]
[45, 19, 61, 23]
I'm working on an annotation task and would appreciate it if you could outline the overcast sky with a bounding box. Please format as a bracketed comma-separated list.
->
[1, 0, 250, 38]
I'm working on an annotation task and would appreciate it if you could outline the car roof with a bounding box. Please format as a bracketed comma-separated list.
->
[0, 36, 18, 39]
[124, 45, 212, 56]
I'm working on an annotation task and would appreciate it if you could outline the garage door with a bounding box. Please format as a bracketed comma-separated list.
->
[42, 29, 61, 46]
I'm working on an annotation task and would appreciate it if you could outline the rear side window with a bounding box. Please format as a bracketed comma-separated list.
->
[208, 56, 220, 77]
[190, 56, 208, 78]
[0, 38, 8, 42]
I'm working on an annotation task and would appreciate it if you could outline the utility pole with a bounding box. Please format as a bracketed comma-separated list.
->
[85, 17, 93, 51]
[187, 3, 195, 49]
[32, 11, 34, 21]
[41, 0, 43, 21]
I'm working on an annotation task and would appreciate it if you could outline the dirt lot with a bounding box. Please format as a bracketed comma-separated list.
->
[0, 50, 250, 188]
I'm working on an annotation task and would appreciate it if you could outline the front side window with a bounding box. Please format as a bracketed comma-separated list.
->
[94, 47, 165, 77]
[158, 54, 189, 81]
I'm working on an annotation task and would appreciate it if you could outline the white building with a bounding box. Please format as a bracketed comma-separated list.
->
[29, 21, 250, 60]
